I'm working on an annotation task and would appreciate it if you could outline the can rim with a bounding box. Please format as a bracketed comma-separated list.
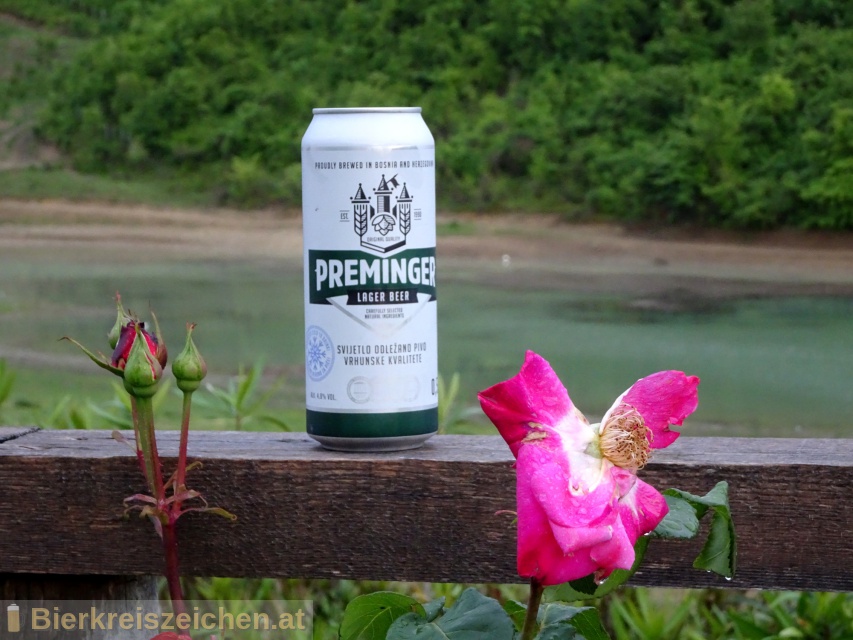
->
[312, 107, 422, 115]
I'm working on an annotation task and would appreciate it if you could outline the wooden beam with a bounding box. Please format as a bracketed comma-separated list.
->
[1, 430, 850, 591]
[0, 426, 38, 443]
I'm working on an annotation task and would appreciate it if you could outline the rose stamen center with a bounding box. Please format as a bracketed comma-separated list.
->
[599, 404, 651, 470]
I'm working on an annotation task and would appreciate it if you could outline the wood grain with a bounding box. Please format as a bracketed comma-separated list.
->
[1, 430, 850, 591]
[0, 426, 39, 443]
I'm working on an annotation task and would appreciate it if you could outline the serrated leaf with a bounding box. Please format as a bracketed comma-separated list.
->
[423, 597, 445, 623]
[539, 602, 587, 626]
[564, 608, 610, 640]
[535, 604, 610, 640]
[564, 574, 598, 597]
[386, 613, 439, 639]
[502, 600, 527, 632]
[662, 481, 729, 518]
[536, 624, 580, 640]
[657, 482, 737, 579]
[340, 592, 424, 640]
[652, 495, 701, 539]
[387, 588, 515, 640]
[694, 503, 736, 578]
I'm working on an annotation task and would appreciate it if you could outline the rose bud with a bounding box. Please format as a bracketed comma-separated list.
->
[122, 323, 164, 398]
[171, 323, 207, 393]
[111, 321, 167, 371]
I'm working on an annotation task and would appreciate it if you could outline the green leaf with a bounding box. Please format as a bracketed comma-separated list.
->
[694, 503, 736, 577]
[656, 481, 737, 579]
[258, 413, 292, 431]
[535, 604, 610, 640]
[502, 600, 527, 632]
[387, 588, 515, 640]
[423, 598, 445, 623]
[565, 608, 610, 640]
[729, 611, 772, 639]
[86, 401, 133, 429]
[236, 361, 260, 408]
[547, 536, 649, 602]
[536, 624, 580, 640]
[339, 592, 424, 640]
[200, 507, 238, 521]
[0, 359, 15, 405]
[653, 495, 700, 539]
[69, 406, 90, 430]
[563, 574, 597, 598]
[61, 336, 124, 376]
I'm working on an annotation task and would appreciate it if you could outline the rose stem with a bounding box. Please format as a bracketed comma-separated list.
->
[521, 578, 544, 640]
[176, 391, 193, 494]
[136, 394, 185, 615]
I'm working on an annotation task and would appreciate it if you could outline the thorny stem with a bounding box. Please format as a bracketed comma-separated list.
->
[133, 396, 162, 497]
[129, 396, 146, 480]
[133, 394, 187, 618]
[520, 578, 544, 640]
[166, 391, 196, 617]
[176, 391, 193, 494]
[161, 521, 187, 618]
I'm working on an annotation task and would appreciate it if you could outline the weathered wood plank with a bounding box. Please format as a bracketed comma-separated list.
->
[0, 426, 39, 443]
[1, 430, 851, 591]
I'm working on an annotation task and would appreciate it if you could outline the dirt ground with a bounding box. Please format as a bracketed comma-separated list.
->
[1, 198, 852, 300]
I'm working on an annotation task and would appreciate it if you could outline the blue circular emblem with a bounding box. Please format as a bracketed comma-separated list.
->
[305, 325, 334, 382]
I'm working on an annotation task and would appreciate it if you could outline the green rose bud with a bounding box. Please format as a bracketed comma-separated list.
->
[172, 323, 207, 393]
[107, 294, 131, 350]
[122, 323, 164, 398]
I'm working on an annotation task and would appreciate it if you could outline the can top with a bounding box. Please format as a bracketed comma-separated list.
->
[313, 107, 422, 115]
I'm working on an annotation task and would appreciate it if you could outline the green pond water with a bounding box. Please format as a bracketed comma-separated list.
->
[1, 251, 851, 437]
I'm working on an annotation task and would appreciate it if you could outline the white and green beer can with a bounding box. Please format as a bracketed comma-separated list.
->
[301, 107, 438, 451]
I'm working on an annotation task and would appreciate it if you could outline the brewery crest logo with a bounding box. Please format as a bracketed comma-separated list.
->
[305, 325, 334, 381]
[350, 174, 413, 254]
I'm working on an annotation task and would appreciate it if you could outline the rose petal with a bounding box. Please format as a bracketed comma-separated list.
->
[588, 514, 636, 578]
[550, 521, 614, 554]
[519, 443, 613, 529]
[515, 443, 622, 584]
[479, 351, 583, 457]
[516, 483, 603, 585]
[618, 370, 700, 449]
[614, 471, 669, 540]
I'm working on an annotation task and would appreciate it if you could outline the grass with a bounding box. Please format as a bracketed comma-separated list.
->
[0, 365, 306, 432]
[0, 166, 217, 208]
[437, 219, 478, 236]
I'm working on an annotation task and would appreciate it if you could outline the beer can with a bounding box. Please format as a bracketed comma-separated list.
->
[301, 107, 438, 451]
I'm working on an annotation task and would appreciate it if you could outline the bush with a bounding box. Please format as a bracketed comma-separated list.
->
[17, 0, 853, 227]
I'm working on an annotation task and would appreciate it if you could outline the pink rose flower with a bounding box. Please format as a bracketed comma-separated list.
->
[478, 351, 699, 585]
